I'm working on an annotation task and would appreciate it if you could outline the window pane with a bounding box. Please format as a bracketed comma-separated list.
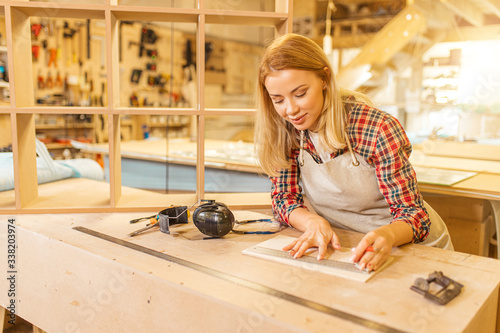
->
[204, 115, 270, 193]
[204, 24, 274, 109]
[119, 115, 196, 194]
[30, 18, 107, 107]
[119, 20, 197, 109]
[31, 113, 110, 209]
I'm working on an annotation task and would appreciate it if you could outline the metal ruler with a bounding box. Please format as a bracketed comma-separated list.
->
[248, 246, 369, 274]
[73, 226, 406, 333]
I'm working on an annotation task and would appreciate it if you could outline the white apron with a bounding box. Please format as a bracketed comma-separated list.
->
[299, 132, 453, 250]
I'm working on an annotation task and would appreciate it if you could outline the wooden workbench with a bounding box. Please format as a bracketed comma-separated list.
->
[76, 138, 271, 192]
[1, 211, 500, 332]
[410, 140, 500, 259]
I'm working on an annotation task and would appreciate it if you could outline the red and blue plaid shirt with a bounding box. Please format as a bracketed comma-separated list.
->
[270, 102, 430, 243]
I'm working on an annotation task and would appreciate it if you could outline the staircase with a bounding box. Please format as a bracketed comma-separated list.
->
[335, 0, 498, 93]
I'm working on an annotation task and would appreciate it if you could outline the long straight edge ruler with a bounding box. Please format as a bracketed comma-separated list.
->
[245, 246, 369, 274]
[73, 226, 406, 333]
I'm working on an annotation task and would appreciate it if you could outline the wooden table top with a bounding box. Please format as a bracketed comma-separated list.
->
[5, 210, 500, 333]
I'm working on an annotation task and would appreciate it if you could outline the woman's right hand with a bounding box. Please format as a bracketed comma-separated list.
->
[283, 208, 341, 260]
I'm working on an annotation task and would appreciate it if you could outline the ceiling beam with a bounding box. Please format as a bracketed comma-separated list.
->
[477, 0, 500, 19]
[442, 24, 500, 41]
[439, 0, 485, 26]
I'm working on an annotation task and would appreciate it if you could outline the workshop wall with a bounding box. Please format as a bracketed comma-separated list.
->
[26, 15, 273, 147]
[30, 18, 106, 107]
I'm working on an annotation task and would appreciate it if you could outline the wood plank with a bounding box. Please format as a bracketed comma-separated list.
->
[454, 174, 500, 196]
[106, 10, 119, 109]
[443, 24, 500, 42]
[440, 0, 485, 26]
[14, 114, 38, 208]
[0, 114, 12, 148]
[410, 149, 500, 174]
[204, 9, 288, 26]
[275, 0, 292, 34]
[477, 0, 500, 18]
[10, 4, 106, 20]
[419, 140, 500, 162]
[8, 7, 34, 108]
[109, 115, 121, 207]
[242, 235, 394, 282]
[197, 14, 206, 201]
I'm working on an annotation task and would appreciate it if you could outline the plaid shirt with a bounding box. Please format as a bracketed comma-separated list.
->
[270, 102, 430, 243]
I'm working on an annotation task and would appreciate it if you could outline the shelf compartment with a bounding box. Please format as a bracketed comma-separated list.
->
[10, 3, 106, 20]
[118, 20, 195, 109]
[0, 113, 14, 210]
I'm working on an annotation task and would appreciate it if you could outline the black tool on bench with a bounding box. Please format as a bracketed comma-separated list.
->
[192, 200, 235, 238]
[129, 206, 189, 236]
[410, 271, 463, 305]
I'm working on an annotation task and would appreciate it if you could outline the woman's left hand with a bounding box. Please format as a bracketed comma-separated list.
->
[350, 221, 413, 272]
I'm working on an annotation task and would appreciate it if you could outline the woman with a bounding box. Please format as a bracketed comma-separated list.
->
[255, 33, 452, 272]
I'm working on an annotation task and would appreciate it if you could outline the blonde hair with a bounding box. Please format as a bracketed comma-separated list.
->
[255, 33, 371, 177]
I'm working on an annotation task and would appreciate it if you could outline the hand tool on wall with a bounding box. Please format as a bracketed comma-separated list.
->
[55, 23, 62, 61]
[37, 70, 45, 89]
[32, 45, 40, 62]
[55, 71, 63, 87]
[139, 26, 158, 57]
[119, 21, 133, 62]
[100, 82, 105, 106]
[48, 48, 57, 67]
[86, 19, 91, 60]
[46, 72, 54, 89]
[72, 33, 77, 64]
[41, 39, 48, 64]
[63, 22, 76, 67]
[74, 21, 86, 65]
[130, 69, 142, 84]
[147, 75, 157, 86]
[146, 49, 158, 60]
[31, 24, 42, 40]
[129, 92, 139, 107]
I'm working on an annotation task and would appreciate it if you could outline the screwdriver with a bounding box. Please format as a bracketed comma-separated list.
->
[129, 217, 159, 237]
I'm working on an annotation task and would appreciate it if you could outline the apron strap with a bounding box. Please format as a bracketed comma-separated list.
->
[299, 130, 360, 167]
[299, 130, 305, 167]
[344, 131, 360, 166]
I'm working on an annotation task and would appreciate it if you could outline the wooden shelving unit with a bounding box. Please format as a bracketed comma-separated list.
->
[0, 0, 292, 214]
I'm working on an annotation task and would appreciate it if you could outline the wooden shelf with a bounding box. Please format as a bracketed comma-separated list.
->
[148, 122, 185, 128]
[35, 123, 94, 129]
[0, 0, 292, 214]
